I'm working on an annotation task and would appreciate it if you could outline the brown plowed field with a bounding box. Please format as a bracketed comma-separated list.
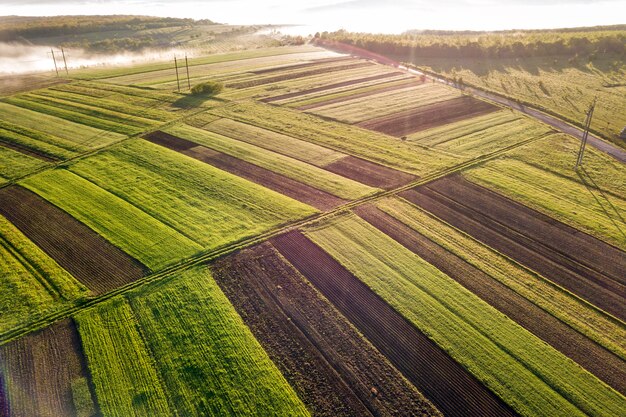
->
[144, 131, 345, 210]
[212, 243, 439, 417]
[357, 96, 498, 137]
[401, 175, 626, 320]
[354, 204, 626, 394]
[250, 56, 355, 75]
[271, 231, 516, 417]
[0, 186, 147, 294]
[0, 318, 98, 417]
[0, 139, 57, 162]
[324, 155, 416, 190]
[299, 80, 424, 111]
[227, 62, 373, 89]
[261, 72, 405, 103]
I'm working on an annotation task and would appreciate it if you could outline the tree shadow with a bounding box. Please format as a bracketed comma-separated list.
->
[171, 94, 227, 110]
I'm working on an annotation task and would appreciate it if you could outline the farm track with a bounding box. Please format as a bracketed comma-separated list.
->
[325, 155, 416, 189]
[250, 56, 355, 75]
[0, 139, 57, 162]
[357, 96, 498, 136]
[297, 79, 424, 110]
[227, 62, 374, 89]
[354, 204, 626, 394]
[0, 186, 148, 294]
[144, 131, 346, 210]
[401, 175, 626, 320]
[212, 243, 439, 417]
[0, 318, 97, 417]
[0, 128, 554, 346]
[261, 71, 405, 103]
[270, 231, 517, 417]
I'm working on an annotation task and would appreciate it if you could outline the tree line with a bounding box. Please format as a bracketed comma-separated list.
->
[0, 16, 216, 42]
[316, 27, 626, 59]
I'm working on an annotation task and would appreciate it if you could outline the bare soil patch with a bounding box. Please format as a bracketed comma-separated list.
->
[357, 96, 498, 137]
[212, 242, 439, 416]
[144, 131, 345, 210]
[0, 318, 98, 417]
[401, 175, 626, 320]
[271, 230, 515, 417]
[324, 155, 416, 190]
[354, 204, 626, 395]
[227, 62, 373, 89]
[299, 80, 424, 111]
[250, 56, 354, 75]
[261, 72, 405, 103]
[0, 186, 147, 294]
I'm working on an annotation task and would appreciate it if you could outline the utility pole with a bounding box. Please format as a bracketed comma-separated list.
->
[575, 98, 596, 170]
[50, 49, 59, 76]
[185, 54, 191, 90]
[174, 56, 181, 92]
[61, 48, 69, 75]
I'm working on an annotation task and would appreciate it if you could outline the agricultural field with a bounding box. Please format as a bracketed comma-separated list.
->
[1, 37, 625, 417]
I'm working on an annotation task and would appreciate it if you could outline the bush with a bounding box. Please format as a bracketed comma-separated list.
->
[190, 81, 223, 96]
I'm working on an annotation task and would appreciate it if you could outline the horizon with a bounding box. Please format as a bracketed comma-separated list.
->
[1, 1, 625, 34]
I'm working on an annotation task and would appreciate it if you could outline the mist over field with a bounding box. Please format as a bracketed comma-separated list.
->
[0, 42, 191, 74]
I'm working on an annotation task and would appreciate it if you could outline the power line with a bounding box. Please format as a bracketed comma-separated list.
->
[575, 97, 597, 170]
[174, 56, 181, 92]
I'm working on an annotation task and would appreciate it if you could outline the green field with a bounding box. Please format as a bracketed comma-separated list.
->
[304, 213, 625, 417]
[408, 110, 553, 157]
[376, 196, 626, 359]
[68, 139, 316, 250]
[76, 266, 309, 416]
[0, 147, 49, 184]
[200, 117, 346, 166]
[414, 55, 626, 145]
[465, 133, 626, 249]
[0, 102, 124, 151]
[312, 83, 460, 123]
[164, 123, 378, 200]
[0, 215, 88, 333]
[21, 169, 203, 270]
[75, 298, 172, 417]
[206, 100, 459, 175]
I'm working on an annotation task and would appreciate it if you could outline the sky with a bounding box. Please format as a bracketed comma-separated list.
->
[1, 0, 625, 33]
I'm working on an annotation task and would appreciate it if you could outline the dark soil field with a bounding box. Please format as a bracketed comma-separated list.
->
[324, 155, 416, 189]
[0, 186, 147, 294]
[250, 56, 354, 75]
[227, 62, 373, 89]
[261, 72, 405, 103]
[299, 80, 424, 111]
[357, 96, 498, 136]
[401, 175, 626, 320]
[144, 132, 346, 210]
[212, 242, 438, 417]
[0, 319, 97, 417]
[0, 140, 57, 162]
[271, 231, 516, 417]
[354, 203, 626, 394]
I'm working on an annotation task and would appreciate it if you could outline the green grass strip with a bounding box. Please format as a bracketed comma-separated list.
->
[128, 266, 310, 416]
[22, 169, 203, 271]
[75, 297, 172, 417]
